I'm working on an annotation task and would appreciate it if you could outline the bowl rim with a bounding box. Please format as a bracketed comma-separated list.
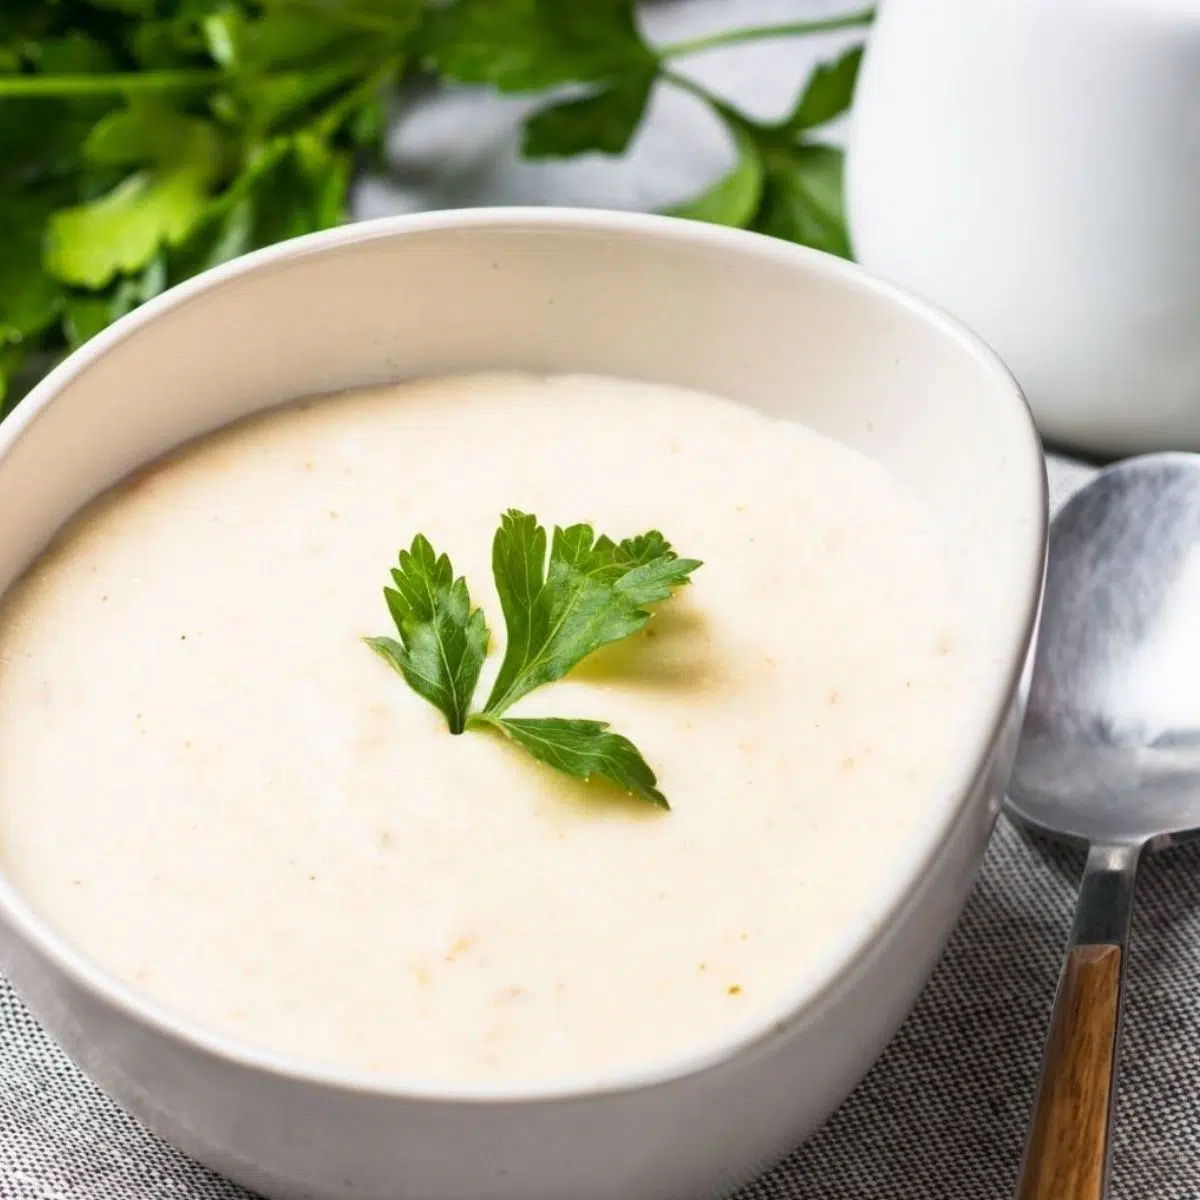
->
[0, 206, 1049, 1105]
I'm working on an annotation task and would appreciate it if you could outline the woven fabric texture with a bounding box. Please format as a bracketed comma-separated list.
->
[5, 455, 1200, 1200]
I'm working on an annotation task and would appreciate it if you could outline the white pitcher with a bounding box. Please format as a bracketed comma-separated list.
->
[847, 0, 1200, 457]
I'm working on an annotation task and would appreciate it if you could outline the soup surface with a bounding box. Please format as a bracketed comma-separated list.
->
[0, 372, 964, 1082]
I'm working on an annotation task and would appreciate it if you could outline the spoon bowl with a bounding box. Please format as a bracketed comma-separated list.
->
[1008, 452, 1200, 1199]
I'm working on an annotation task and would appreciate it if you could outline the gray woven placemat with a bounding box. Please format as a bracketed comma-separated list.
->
[6, 456, 1200, 1200]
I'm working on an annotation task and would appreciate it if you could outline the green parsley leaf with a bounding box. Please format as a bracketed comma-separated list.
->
[0, 31, 120, 195]
[81, 99, 198, 166]
[786, 45, 863, 132]
[243, 62, 362, 133]
[667, 119, 763, 228]
[424, 0, 654, 92]
[129, 17, 206, 69]
[63, 295, 113, 347]
[254, 135, 352, 238]
[46, 165, 213, 289]
[0, 344, 26, 413]
[0, 195, 65, 346]
[30, 32, 118, 75]
[368, 511, 699, 809]
[469, 715, 668, 810]
[208, 5, 397, 136]
[756, 144, 851, 258]
[167, 130, 352, 286]
[483, 509, 701, 716]
[522, 68, 654, 157]
[177, 193, 257, 275]
[64, 254, 166, 347]
[365, 533, 490, 736]
[45, 104, 226, 289]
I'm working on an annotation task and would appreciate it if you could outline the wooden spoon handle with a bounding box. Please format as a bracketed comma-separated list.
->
[1017, 944, 1121, 1200]
[1015, 842, 1140, 1200]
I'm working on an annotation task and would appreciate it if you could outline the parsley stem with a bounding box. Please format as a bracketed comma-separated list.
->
[0, 70, 222, 98]
[657, 8, 875, 60]
[661, 70, 748, 130]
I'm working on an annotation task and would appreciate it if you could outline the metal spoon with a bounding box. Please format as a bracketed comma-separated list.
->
[1008, 452, 1200, 1200]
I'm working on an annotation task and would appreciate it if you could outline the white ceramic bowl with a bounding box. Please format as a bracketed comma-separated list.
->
[0, 210, 1045, 1200]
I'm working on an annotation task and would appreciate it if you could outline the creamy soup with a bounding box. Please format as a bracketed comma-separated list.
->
[0, 373, 964, 1083]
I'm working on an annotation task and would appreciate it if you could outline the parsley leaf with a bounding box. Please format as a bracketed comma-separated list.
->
[368, 511, 699, 809]
[0, 345, 27, 413]
[0, 194, 66, 347]
[662, 38, 862, 257]
[469, 715, 668, 810]
[483, 509, 701, 716]
[64, 253, 165, 348]
[522, 69, 655, 158]
[667, 118, 763, 228]
[45, 103, 226, 289]
[785, 45, 863, 132]
[757, 144, 851, 258]
[47, 164, 214, 289]
[431, 1, 658, 157]
[365, 533, 490, 736]
[424, 0, 653, 92]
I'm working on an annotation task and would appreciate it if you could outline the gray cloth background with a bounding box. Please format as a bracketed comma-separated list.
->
[5, 4, 1198, 1197]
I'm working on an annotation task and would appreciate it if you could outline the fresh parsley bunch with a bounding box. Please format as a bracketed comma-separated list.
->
[0, 1, 872, 409]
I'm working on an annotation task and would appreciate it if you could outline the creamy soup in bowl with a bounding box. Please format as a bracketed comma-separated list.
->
[0, 210, 1045, 1200]
[0, 370, 964, 1083]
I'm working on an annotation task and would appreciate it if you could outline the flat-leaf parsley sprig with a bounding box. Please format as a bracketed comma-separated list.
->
[365, 509, 702, 810]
